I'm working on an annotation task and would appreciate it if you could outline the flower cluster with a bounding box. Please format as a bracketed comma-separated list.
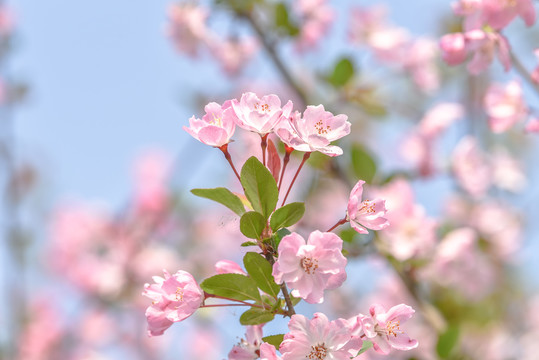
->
[140, 93, 418, 359]
[440, 0, 536, 74]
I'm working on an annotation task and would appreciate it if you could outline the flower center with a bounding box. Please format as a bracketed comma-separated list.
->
[386, 320, 402, 337]
[254, 102, 271, 113]
[314, 119, 331, 135]
[301, 256, 319, 275]
[307, 343, 328, 359]
[175, 287, 184, 302]
[210, 113, 223, 127]
[359, 200, 376, 214]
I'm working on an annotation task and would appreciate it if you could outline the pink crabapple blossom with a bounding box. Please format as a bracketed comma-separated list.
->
[440, 30, 511, 75]
[484, 80, 528, 133]
[183, 100, 236, 147]
[452, 136, 491, 198]
[215, 259, 246, 275]
[360, 304, 418, 355]
[166, 3, 210, 57]
[347, 180, 389, 234]
[279, 313, 361, 360]
[276, 104, 351, 156]
[230, 92, 292, 135]
[526, 117, 539, 133]
[259, 342, 281, 360]
[272, 230, 347, 304]
[142, 269, 204, 336]
[482, 0, 536, 30]
[228, 325, 264, 360]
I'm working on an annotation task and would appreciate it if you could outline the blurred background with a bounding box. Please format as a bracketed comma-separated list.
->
[2, 0, 539, 359]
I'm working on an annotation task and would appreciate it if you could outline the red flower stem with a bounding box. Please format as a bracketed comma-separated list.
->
[278, 146, 294, 191]
[281, 152, 311, 206]
[326, 217, 348, 232]
[260, 133, 268, 167]
[219, 144, 241, 183]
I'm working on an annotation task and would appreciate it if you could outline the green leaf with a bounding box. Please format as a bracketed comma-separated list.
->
[262, 334, 285, 350]
[351, 145, 377, 183]
[240, 211, 266, 239]
[241, 241, 258, 247]
[191, 187, 245, 216]
[274, 2, 300, 36]
[329, 57, 355, 87]
[436, 325, 459, 358]
[270, 202, 305, 231]
[356, 340, 373, 356]
[239, 308, 275, 325]
[243, 252, 281, 298]
[201, 274, 260, 302]
[240, 157, 279, 219]
[339, 228, 357, 243]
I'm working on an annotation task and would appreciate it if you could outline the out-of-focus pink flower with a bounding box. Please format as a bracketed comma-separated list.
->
[277, 105, 350, 156]
[482, 0, 536, 29]
[184, 100, 236, 147]
[18, 300, 64, 360]
[228, 325, 264, 360]
[208, 37, 258, 75]
[466, 30, 511, 74]
[441, 30, 511, 75]
[183, 326, 223, 360]
[452, 0, 484, 30]
[348, 5, 388, 45]
[424, 228, 496, 300]
[484, 80, 527, 133]
[294, 0, 334, 52]
[440, 33, 467, 65]
[280, 313, 358, 360]
[347, 180, 389, 234]
[491, 148, 526, 192]
[360, 304, 418, 355]
[526, 117, 539, 133]
[215, 259, 246, 275]
[382, 205, 437, 261]
[166, 3, 210, 57]
[403, 38, 440, 93]
[272, 231, 347, 304]
[452, 136, 491, 198]
[132, 150, 171, 214]
[0, 5, 14, 36]
[260, 343, 282, 360]
[142, 269, 204, 336]
[532, 49, 539, 84]
[230, 92, 292, 135]
[402, 103, 463, 176]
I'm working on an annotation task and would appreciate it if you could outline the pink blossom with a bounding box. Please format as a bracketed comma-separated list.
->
[381, 205, 437, 261]
[166, 4, 210, 57]
[452, 0, 484, 30]
[230, 92, 292, 135]
[142, 269, 204, 336]
[466, 30, 511, 74]
[440, 33, 467, 65]
[491, 148, 526, 192]
[452, 136, 491, 198]
[276, 104, 351, 156]
[228, 325, 264, 360]
[403, 38, 440, 93]
[208, 37, 258, 75]
[424, 228, 496, 300]
[347, 180, 389, 234]
[484, 80, 527, 133]
[132, 150, 171, 214]
[294, 0, 334, 52]
[260, 343, 282, 360]
[272, 231, 347, 304]
[526, 117, 539, 133]
[360, 304, 418, 355]
[532, 49, 539, 84]
[482, 0, 536, 29]
[183, 100, 236, 147]
[280, 313, 357, 360]
[215, 259, 246, 275]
